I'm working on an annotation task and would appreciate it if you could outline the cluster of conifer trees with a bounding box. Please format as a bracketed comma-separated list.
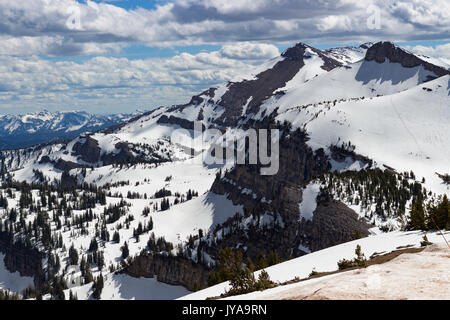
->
[205, 248, 276, 296]
[318, 168, 449, 232]
[207, 248, 281, 288]
[408, 195, 450, 231]
[0, 178, 132, 299]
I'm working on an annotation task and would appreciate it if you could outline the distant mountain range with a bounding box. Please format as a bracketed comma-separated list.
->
[0, 110, 140, 149]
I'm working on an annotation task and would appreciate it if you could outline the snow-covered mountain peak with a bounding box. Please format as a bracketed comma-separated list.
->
[281, 42, 311, 60]
[365, 41, 450, 79]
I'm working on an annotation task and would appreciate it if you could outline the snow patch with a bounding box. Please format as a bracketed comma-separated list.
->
[0, 253, 34, 293]
[299, 182, 321, 221]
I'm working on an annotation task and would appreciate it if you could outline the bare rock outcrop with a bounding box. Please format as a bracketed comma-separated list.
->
[125, 252, 210, 291]
[72, 136, 101, 163]
[302, 201, 371, 252]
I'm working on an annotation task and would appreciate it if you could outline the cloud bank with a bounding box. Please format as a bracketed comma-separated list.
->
[0, 42, 280, 113]
[1, 0, 448, 56]
[0, 0, 448, 113]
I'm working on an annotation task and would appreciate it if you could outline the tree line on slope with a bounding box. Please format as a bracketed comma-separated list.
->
[318, 168, 449, 231]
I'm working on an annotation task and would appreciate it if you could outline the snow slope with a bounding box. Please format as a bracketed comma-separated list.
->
[149, 192, 243, 244]
[261, 58, 438, 117]
[224, 243, 450, 300]
[9, 42, 448, 197]
[64, 273, 190, 300]
[180, 230, 450, 299]
[275, 75, 450, 195]
[1, 154, 239, 298]
[324, 43, 371, 65]
[298, 181, 321, 222]
[280, 48, 330, 91]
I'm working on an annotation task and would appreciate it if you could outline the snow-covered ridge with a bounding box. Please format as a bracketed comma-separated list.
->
[323, 42, 372, 65]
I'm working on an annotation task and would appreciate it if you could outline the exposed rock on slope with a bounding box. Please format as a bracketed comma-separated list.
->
[1, 41, 449, 298]
[302, 201, 371, 252]
[72, 136, 101, 164]
[125, 252, 210, 291]
[215, 43, 342, 126]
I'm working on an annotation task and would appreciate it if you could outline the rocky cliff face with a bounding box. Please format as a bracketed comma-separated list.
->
[301, 201, 371, 252]
[72, 136, 101, 164]
[125, 252, 210, 291]
[207, 119, 371, 261]
[157, 115, 206, 131]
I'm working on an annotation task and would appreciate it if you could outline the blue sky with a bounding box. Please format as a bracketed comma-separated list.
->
[87, 0, 164, 10]
[0, 0, 448, 115]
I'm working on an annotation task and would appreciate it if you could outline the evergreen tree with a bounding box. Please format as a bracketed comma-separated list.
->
[228, 265, 256, 295]
[408, 200, 426, 230]
[354, 245, 367, 267]
[256, 253, 267, 270]
[267, 250, 281, 266]
[255, 270, 275, 291]
[88, 238, 98, 252]
[112, 231, 120, 243]
[69, 290, 78, 300]
[69, 244, 79, 265]
[435, 195, 450, 229]
[121, 241, 129, 259]
[246, 257, 255, 272]
[92, 274, 104, 300]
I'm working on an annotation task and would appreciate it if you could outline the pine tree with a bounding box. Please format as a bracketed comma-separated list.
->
[246, 257, 255, 272]
[88, 238, 98, 252]
[92, 274, 104, 300]
[256, 253, 267, 270]
[69, 290, 78, 300]
[408, 200, 425, 230]
[354, 245, 367, 267]
[267, 250, 281, 266]
[228, 265, 256, 295]
[84, 264, 94, 284]
[255, 270, 275, 291]
[121, 241, 129, 259]
[112, 231, 120, 243]
[69, 244, 79, 265]
[436, 195, 449, 229]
